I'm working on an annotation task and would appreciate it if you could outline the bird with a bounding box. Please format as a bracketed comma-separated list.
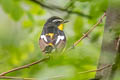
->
[39, 16, 68, 53]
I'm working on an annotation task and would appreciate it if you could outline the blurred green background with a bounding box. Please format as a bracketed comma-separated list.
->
[0, 0, 107, 80]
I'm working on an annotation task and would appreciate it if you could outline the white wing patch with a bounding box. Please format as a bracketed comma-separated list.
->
[41, 35, 47, 42]
[55, 35, 64, 44]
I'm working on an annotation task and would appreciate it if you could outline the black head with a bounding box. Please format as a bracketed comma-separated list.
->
[44, 16, 68, 28]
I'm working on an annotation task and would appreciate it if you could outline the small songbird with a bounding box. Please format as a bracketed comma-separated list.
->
[39, 16, 68, 53]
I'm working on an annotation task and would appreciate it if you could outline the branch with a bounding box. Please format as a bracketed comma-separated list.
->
[46, 64, 113, 80]
[0, 64, 112, 80]
[0, 76, 36, 80]
[48, 64, 112, 79]
[0, 57, 49, 76]
[30, 0, 91, 18]
[67, 12, 106, 50]
[78, 64, 112, 74]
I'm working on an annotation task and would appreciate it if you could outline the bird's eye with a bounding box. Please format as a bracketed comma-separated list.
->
[55, 21, 60, 24]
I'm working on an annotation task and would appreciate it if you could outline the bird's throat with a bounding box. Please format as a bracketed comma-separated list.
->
[58, 24, 63, 31]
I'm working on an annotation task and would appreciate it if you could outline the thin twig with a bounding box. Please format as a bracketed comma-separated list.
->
[78, 64, 112, 74]
[0, 76, 36, 80]
[67, 12, 106, 50]
[30, 0, 91, 18]
[0, 57, 49, 76]
[49, 64, 112, 79]
[0, 75, 65, 80]
[47, 64, 113, 80]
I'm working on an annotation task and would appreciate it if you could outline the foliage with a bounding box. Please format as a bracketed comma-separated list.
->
[0, 0, 107, 80]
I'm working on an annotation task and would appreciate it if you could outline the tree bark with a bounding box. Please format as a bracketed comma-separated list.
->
[95, 0, 120, 80]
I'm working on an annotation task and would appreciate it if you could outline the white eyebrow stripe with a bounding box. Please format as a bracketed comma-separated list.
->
[41, 35, 47, 42]
[55, 35, 64, 44]
[52, 19, 63, 22]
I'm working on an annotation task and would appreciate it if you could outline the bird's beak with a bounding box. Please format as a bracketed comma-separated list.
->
[63, 20, 69, 23]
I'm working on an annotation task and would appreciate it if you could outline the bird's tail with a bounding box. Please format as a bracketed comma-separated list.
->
[45, 43, 54, 53]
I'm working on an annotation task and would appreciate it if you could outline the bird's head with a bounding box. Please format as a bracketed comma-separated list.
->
[45, 16, 69, 31]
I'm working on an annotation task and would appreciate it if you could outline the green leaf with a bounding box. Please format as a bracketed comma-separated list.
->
[0, 0, 24, 21]
[30, 4, 45, 15]
[22, 20, 33, 28]
[90, 0, 108, 18]
[10, 4, 24, 21]
[27, 11, 34, 22]
[37, 20, 45, 27]
[74, 16, 84, 39]
[0, 0, 14, 13]
[91, 32, 101, 42]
